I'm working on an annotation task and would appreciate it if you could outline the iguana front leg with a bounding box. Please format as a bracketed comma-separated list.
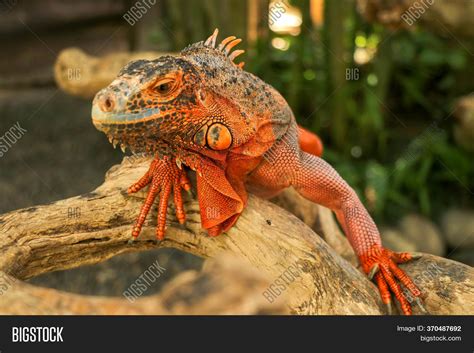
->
[127, 156, 191, 240]
[129, 153, 248, 240]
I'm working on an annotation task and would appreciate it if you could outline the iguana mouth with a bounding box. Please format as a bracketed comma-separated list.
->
[93, 119, 170, 155]
[91, 106, 167, 125]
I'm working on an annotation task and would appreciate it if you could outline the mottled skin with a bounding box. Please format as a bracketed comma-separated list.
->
[92, 29, 422, 315]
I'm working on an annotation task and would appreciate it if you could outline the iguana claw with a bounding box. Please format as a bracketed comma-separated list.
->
[368, 263, 379, 280]
[361, 246, 422, 315]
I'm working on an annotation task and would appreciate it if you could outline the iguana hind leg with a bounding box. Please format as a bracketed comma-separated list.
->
[291, 151, 422, 314]
[247, 127, 422, 315]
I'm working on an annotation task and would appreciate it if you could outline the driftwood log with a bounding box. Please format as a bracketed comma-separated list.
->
[0, 157, 473, 315]
[54, 48, 166, 98]
[0, 254, 287, 315]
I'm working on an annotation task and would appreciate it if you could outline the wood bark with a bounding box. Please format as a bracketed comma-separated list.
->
[0, 254, 287, 315]
[0, 157, 472, 315]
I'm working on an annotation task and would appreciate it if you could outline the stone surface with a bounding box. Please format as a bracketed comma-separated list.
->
[380, 227, 418, 253]
[454, 95, 474, 152]
[441, 209, 474, 250]
[398, 214, 446, 256]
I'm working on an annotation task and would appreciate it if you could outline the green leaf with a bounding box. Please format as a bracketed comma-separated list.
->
[447, 50, 467, 70]
[418, 187, 431, 216]
[419, 49, 445, 66]
[416, 155, 433, 185]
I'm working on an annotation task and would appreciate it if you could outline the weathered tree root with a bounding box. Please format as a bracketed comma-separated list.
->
[0, 157, 472, 314]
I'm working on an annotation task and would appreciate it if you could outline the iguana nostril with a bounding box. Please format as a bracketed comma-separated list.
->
[98, 93, 116, 112]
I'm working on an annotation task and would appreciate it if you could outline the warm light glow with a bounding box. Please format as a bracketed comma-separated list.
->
[310, 0, 324, 27]
[269, 1, 302, 36]
[271, 37, 290, 51]
[353, 32, 378, 65]
[354, 48, 371, 65]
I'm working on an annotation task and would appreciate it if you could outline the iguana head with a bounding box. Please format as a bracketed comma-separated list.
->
[92, 29, 282, 159]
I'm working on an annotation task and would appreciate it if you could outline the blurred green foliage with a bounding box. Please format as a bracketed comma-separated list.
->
[151, 0, 473, 224]
[249, 6, 473, 223]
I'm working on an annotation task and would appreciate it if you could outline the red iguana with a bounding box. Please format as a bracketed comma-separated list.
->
[91, 29, 423, 314]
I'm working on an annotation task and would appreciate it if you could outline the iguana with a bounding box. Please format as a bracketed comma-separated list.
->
[92, 29, 422, 315]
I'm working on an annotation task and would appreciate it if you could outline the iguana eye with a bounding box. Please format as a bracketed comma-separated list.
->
[156, 83, 170, 93]
[152, 78, 175, 95]
[147, 71, 184, 101]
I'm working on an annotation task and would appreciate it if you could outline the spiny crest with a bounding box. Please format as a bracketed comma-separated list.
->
[181, 28, 245, 69]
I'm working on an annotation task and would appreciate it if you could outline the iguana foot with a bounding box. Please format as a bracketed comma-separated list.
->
[128, 156, 191, 240]
[360, 245, 422, 315]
